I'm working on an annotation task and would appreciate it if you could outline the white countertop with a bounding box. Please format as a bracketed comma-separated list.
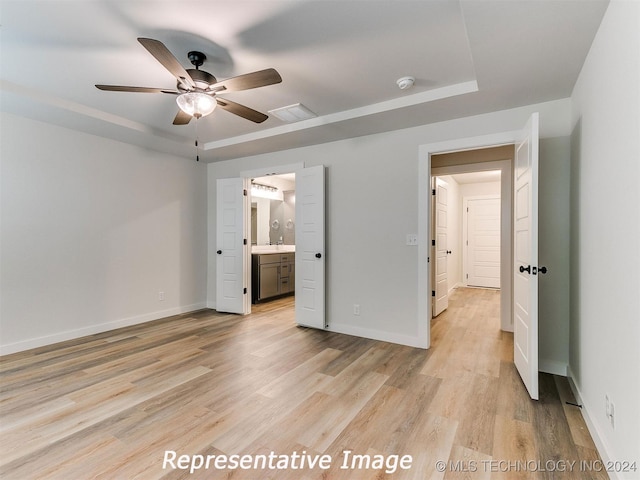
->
[252, 245, 295, 254]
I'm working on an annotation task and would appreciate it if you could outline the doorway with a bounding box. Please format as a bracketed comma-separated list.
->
[249, 173, 296, 305]
[220, 162, 325, 329]
[418, 136, 517, 350]
[431, 169, 502, 318]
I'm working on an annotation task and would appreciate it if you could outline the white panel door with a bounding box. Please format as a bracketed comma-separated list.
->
[514, 113, 539, 400]
[467, 197, 501, 288]
[433, 178, 449, 316]
[216, 178, 246, 314]
[295, 165, 325, 329]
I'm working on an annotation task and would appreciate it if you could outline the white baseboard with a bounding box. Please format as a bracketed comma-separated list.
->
[0, 302, 207, 355]
[566, 366, 617, 480]
[448, 282, 463, 295]
[539, 358, 568, 376]
[327, 323, 428, 349]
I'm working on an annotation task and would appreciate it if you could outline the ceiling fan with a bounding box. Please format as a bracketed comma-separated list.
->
[96, 37, 282, 125]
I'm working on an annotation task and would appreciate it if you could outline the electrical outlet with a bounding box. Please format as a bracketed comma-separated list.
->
[406, 234, 418, 246]
[605, 394, 615, 429]
[159, 291, 165, 301]
[609, 401, 615, 429]
[353, 304, 360, 316]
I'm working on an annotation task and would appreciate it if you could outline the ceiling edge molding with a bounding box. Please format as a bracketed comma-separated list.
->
[0, 79, 187, 144]
[204, 80, 479, 151]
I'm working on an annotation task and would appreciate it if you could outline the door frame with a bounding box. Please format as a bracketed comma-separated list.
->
[419, 132, 518, 348]
[240, 162, 304, 315]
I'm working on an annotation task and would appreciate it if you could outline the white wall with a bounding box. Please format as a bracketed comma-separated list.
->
[207, 98, 572, 347]
[459, 181, 501, 198]
[569, 1, 640, 474]
[0, 113, 208, 354]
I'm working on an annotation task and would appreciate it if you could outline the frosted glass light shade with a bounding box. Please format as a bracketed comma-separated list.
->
[176, 93, 217, 118]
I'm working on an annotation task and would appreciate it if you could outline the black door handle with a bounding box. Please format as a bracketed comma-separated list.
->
[217, 250, 222, 255]
[519, 265, 531, 274]
[446, 250, 452, 254]
[538, 266, 548, 274]
[315, 253, 322, 259]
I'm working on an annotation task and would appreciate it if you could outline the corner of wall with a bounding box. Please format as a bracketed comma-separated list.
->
[566, 367, 622, 480]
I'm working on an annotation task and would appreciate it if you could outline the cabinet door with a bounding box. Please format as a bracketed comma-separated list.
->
[289, 261, 295, 293]
[259, 264, 280, 299]
[280, 276, 291, 294]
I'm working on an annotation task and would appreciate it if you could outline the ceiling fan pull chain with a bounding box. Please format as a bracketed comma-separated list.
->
[195, 118, 200, 162]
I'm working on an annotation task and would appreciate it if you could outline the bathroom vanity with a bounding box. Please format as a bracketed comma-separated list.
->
[251, 250, 295, 303]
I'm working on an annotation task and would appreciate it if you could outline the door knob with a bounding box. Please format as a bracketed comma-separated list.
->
[538, 266, 548, 274]
[217, 250, 222, 255]
[446, 250, 452, 254]
[315, 253, 322, 259]
[519, 265, 531, 274]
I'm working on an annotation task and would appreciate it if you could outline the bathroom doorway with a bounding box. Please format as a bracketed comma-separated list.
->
[249, 173, 297, 305]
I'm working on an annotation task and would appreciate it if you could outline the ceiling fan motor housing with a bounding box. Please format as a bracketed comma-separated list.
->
[179, 69, 217, 92]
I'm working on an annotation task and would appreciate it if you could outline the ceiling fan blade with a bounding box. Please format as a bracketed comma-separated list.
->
[95, 85, 179, 94]
[214, 68, 282, 92]
[216, 98, 268, 123]
[137, 37, 195, 89]
[173, 109, 192, 125]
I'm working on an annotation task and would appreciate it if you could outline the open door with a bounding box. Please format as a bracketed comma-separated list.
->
[433, 177, 449, 316]
[216, 177, 248, 314]
[295, 165, 325, 329]
[514, 113, 539, 400]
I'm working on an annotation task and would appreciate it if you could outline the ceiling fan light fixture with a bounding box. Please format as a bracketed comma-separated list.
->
[176, 92, 217, 118]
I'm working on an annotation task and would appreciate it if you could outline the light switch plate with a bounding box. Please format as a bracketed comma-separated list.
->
[406, 234, 418, 246]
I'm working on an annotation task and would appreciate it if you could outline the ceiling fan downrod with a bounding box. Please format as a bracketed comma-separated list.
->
[187, 51, 206, 70]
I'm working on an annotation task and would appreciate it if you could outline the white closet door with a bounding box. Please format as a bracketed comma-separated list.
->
[216, 178, 247, 314]
[295, 165, 325, 329]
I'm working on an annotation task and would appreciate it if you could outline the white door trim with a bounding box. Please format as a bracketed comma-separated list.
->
[419, 133, 518, 348]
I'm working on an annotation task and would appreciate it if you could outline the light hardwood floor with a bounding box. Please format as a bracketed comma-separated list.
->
[0, 288, 606, 479]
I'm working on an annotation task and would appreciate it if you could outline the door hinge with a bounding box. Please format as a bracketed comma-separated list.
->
[432, 239, 435, 246]
[432, 290, 436, 297]
[243, 238, 247, 245]
[432, 189, 436, 196]
[243, 189, 247, 196]
[244, 287, 247, 294]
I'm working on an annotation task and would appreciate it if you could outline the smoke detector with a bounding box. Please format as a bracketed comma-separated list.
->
[396, 76, 415, 90]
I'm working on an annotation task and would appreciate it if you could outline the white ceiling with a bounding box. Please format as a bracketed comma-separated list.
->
[0, 0, 608, 163]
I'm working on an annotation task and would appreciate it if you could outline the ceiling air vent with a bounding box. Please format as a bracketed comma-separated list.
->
[268, 103, 317, 123]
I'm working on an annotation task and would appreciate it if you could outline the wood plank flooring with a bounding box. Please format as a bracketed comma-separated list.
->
[0, 288, 606, 479]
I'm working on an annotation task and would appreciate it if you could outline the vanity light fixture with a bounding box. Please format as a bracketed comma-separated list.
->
[251, 182, 277, 193]
[251, 181, 282, 201]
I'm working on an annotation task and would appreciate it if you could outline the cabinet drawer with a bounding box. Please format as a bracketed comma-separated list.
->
[258, 253, 281, 265]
